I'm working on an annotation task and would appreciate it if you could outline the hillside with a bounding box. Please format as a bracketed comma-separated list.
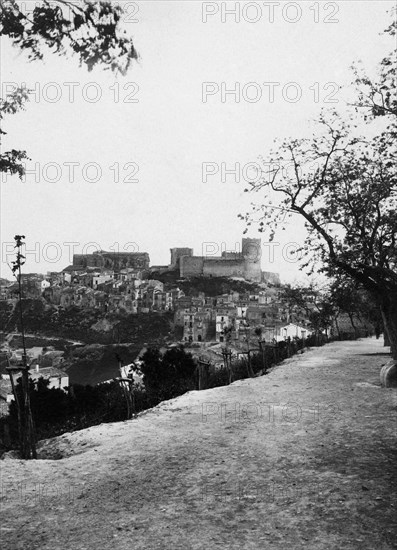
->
[0, 299, 175, 385]
[0, 299, 174, 345]
[150, 272, 264, 296]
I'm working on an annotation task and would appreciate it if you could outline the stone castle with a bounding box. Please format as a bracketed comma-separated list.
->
[168, 238, 271, 283]
[68, 238, 280, 284]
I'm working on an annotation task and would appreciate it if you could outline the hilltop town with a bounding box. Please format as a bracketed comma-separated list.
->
[0, 238, 316, 347]
[0, 238, 314, 375]
[1, 235, 372, 407]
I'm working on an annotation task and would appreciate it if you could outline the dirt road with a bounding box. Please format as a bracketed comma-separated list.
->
[1, 337, 396, 550]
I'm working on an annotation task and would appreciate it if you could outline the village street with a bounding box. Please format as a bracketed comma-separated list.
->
[1, 337, 396, 550]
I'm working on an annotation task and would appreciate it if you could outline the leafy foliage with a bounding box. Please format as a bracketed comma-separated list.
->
[0, 88, 31, 178]
[351, 18, 396, 122]
[328, 276, 381, 330]
[10, 234, 26, 274]
[0, 0, 138, 74]
[0, 0, 138, 179]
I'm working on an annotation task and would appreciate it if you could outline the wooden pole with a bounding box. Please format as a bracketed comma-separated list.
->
[222, 348, 233, 384]
[259, 340, 267, 373]
[198, 358, 211, 390]
[239, 349, 257, 378]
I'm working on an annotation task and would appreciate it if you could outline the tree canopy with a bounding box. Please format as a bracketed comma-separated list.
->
[140, 346, 197, 400]
[0, 87, 31, 178]
[241, 18, 397, 357]
[0, 0, 137, 74]
[0, 0, 138, 179]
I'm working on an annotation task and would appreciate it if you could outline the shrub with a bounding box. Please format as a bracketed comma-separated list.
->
[140, 345, 196, 400]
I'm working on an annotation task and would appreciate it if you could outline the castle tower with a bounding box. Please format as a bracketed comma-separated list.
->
[242, 238, 262, 282]
[170, 248, 193, 269]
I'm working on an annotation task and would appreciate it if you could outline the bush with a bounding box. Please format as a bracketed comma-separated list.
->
[140, 345, 196, 401]
[207, 366, 230, 388]
[1, 377, 154, 454]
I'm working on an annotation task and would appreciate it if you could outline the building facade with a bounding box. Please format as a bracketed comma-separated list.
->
[72, 250, 150, 272]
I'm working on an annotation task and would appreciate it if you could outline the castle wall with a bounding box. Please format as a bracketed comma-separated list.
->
[243, 257, 262, 282]
[179, 256, 204, 277]
[73, 254, 99, 268]
[203, 259, 245, 278]
[176, 238, 264, 281]
[221, 251, 242, 260]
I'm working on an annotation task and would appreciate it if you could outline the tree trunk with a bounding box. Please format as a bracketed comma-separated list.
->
[20, 369, 36, 459]
[348, 313, 357, 338]
[380, 293, 397, 360]
[259, 341, 266, 372]
[246, 350, 255, 378]
[334, 313, 341, 340]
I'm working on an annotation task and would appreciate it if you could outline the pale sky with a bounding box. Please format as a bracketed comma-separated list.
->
[0, 1, 394, 282]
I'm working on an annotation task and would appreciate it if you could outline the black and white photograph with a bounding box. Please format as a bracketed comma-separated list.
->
[0, 1, 396, 548]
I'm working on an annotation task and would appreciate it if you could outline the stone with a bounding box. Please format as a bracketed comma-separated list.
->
[380, 360, 397, 388]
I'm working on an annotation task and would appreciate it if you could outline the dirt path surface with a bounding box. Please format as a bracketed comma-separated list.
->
[1, 337, 396, 550]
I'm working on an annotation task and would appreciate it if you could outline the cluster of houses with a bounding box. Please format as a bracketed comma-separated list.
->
[0, 246, 375, 421]
[175, 289, 314, 346]
[2, 269, 184, 315]
[0, 248, 318, 412]
[1, 267, 314, 346]
[0, 247, 316, 347]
